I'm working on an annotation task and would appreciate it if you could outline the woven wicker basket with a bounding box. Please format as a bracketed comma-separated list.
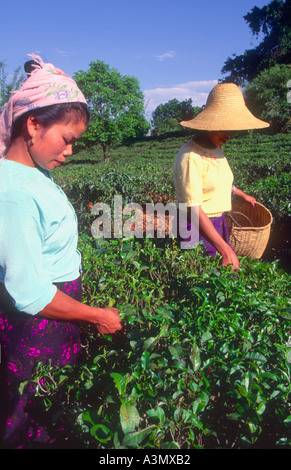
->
[226, 199, 273, 259]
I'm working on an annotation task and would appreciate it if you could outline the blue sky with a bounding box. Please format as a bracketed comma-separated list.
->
[1, 0, 268, 117]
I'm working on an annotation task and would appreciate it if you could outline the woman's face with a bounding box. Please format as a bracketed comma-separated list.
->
[28, 117, 87, 171]
[207, 131, 234, 148]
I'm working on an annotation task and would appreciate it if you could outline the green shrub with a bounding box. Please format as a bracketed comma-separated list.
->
[250, 173, 291, 220]
[23, 236, 291, 449]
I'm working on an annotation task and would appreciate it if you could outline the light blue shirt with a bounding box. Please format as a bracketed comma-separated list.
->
[0, 158, 81, 315]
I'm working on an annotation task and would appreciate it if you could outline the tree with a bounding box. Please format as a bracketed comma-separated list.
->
[73, 60, 150, 161]
[221, 0, 291, 84]
[151, 98, 200, 134]
[244, 63, 291, 133]
[0, 61, 24, 111]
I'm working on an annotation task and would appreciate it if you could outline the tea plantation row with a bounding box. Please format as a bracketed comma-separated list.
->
[55, 133, 290, 219]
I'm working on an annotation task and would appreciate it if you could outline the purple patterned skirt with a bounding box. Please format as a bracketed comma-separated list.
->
[0, 278, 83, 449]
[178, 210, 230, 256]
[199, 214, 230, 256]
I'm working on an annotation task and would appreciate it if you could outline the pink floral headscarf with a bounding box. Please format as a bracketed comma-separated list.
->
[0, 54, 87, 158]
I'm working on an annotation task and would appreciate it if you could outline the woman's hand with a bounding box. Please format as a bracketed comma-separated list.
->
[221, 246, 240, 270]
[233, 187, 256, 207]
[241, 193, 256, 207]
[39, 291, 122, 334]
[94, 307, 122, 334]
[198, 207, 240, 270]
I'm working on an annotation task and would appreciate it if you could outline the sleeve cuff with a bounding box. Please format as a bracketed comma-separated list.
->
[18, 284, 58, 316]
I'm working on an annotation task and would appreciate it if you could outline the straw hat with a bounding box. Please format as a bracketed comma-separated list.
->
[180, 83, 269, 131]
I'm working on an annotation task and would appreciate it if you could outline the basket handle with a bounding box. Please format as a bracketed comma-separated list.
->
[227, 211, 253, 228]
[227, 211, 254, 247]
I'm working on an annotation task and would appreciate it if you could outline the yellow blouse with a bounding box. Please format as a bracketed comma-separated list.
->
[173, 139, 234, 217]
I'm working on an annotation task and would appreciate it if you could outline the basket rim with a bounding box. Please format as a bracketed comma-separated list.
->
[227, 200, 273, 230]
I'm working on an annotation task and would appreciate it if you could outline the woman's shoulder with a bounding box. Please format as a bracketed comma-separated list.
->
[175, 140, 205, 167]
[0, 159, 53, 205]
[0, 158, 52, 183]
[177, 139, 203, 157]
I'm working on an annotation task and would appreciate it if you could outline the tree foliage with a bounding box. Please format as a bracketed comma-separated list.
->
[0, 61, 24, 111]
[74, 60, 150, 161]
[245, 63, 291, 133]
[220, 0, 291, 134]
[221, 0, 291, 84]
[151, 98, 200, 134]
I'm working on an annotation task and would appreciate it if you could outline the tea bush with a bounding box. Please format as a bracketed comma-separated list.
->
[25, 237, 291, 449]
[249, 173, 291, 220]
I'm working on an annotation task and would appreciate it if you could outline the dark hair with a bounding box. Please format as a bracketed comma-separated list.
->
[24, 60, 38, 76]
[11, 102, 90, 141]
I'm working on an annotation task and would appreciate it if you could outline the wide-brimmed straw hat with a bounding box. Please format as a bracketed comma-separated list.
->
[180, 83, 269, 131]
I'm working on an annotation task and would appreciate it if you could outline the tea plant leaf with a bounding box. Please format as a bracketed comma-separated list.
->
[122, 425, 156, 447]
[245, 352, 267, 363]
[19, 380, 29, 395]
[168, 345, 181, 362]
[146, 406, 165, 424]
[160, 442, 180, 449]
[155, 306, 175, 320]
[141, 351, 150, 370]
[143, 336, 159, 352]
[110, 372, 127, 396]
[201, 331, 213, 343]
[120, 403, 140, 434]
[190, 341, 201, 371]
[256, 402, 266, 415]
[90, 424, 112, 443]
[279, 311, 291, 321]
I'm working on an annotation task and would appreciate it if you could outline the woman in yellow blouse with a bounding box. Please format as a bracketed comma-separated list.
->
[174, 83, 269, 269]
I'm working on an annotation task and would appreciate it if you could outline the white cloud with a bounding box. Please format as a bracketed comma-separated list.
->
[56, 49, 70, 57]
[156, 50, 176, 61]
[143, 79, 218, 116]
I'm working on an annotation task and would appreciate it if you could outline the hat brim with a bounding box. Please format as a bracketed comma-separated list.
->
[180, 108, 270, 131]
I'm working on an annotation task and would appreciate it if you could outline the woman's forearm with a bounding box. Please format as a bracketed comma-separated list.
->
[197, 207, 231, 255]
[232, 186, 256, 206]
[190, 206, 239, 268]
[232, 186, 245, 199]
[38, 290, 122, 334]
[38, 289, 96, 322]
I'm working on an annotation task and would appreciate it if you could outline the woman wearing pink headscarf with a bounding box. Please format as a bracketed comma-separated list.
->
[0, 55, 122, 449]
